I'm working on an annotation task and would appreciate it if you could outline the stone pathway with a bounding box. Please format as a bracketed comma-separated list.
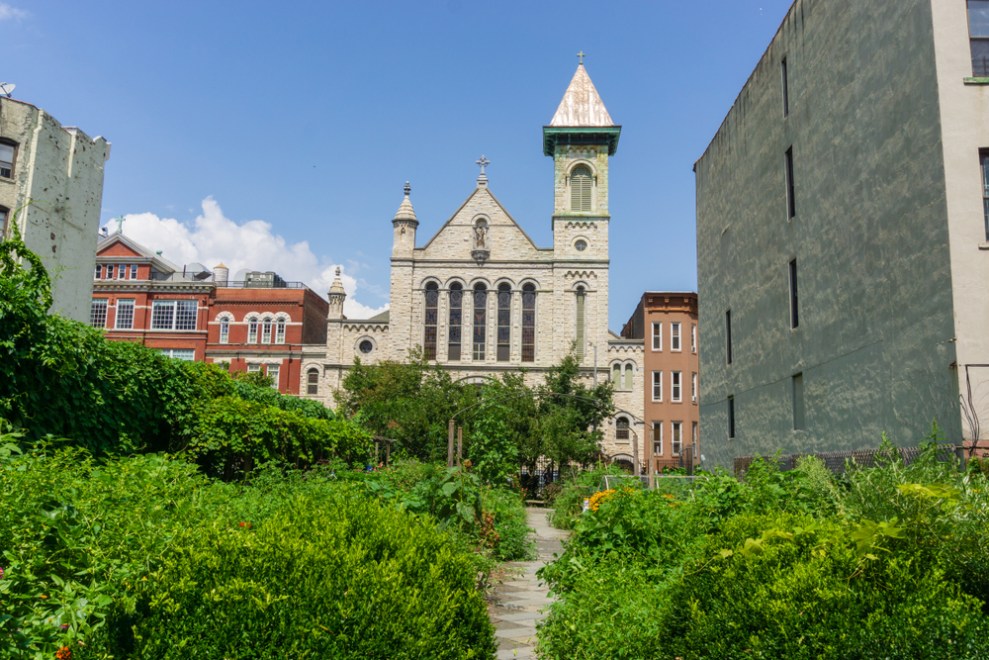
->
[487, 507, 568, 660]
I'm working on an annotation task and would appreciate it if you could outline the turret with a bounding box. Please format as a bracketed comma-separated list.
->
[327, 267, 346, 320]
[391, 181, 418, 258]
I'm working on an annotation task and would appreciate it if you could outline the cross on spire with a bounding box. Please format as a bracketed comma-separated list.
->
[475, 155, 490, 175]
[577, 50, 586, 65]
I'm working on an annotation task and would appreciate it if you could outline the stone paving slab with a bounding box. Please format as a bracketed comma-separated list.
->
[487, 507, 568, 660]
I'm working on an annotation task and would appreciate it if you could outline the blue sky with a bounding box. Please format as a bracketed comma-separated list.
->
[3, 0, 794, 327]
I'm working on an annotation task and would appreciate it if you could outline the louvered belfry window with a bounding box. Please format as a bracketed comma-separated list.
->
[570, 165, 592, 212]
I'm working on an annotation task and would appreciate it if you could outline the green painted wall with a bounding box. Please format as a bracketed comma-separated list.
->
[695, 0, 959, 467]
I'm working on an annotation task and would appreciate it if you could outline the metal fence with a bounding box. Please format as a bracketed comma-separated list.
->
[733, 445, 965, 478]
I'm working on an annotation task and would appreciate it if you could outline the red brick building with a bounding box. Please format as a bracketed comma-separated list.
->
[92, 233, 328, 395]
[621, 292, 700, 472]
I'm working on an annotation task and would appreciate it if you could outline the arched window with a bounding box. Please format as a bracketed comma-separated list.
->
[521, 283, 536, 362]
[306, 367, 320, 395]
[570, 165, 592, 212]
[616, 416, 630, 441]
[448, 282, 463, 361]
[275, 317, 286, 343]
[423, 281, 439, 360]
[472, 283, 487, 360]
[497, 283, 511, 361]
[623, 363, 633, 391]
[575, 285, 586, 360]
[247, 316, 259, 343]
[261, 316, 273, 343]
[218, 316, 230, 344]
[612, 363, 621, 384]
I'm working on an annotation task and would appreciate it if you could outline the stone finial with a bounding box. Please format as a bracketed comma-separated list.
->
[328, 267, 346, 297]
[476, 155, 490, 188]
[393, 181, 418, 225]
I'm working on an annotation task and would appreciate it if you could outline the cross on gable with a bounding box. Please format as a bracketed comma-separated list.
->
[475, 155, 490, 175]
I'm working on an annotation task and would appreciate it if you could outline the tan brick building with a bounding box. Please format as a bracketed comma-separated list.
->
[305, 62, 644, 457]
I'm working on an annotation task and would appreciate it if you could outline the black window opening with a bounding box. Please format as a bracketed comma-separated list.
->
[789, 259, 799, 329]
[728, 396, 736, 439]
[981, 150, 989, 241]
[448, 283, 463, 361]
[970, 0, 989, 76]
[497, 283, 511, 361]
[785, 147, 796, 219]
[781, 57, 789, 116]
[473, 283, 487, 360]
[792, 372, 805, 430]
[521, 283, 535, 362]
[725, 309, 733, 365]
[423, 282, 438, 360]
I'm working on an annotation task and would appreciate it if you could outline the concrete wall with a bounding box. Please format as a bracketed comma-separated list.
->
[0, 98, 110, 322]
[695, 0, 958, 467]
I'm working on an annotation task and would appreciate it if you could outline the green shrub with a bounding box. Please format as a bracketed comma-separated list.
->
[547, 463, 628, 530]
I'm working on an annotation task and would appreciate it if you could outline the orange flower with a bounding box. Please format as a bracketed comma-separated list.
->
[56, 646, 72, 660]
[588, 489, 616, 512]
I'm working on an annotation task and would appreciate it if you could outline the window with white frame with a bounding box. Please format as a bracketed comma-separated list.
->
[651, 371, 663, 402]
[130, 264, 138, 279]
[94, 264, 101, 279]
[218, 316, 230, 344]
[247, 364, 261, 374]
[115, 299, 135, 330]
[651, 322, 662, 351]
[671, 322, 682, 351]
[90, 299, 108, 328]
[261, 317, 273, 343]
[160, 348, 195, 361]
[615, 416, 630, 441]
[672, 371, 682, 402]
[970, 0, 989, 76]
[306, 368, 319, 395]
[672, 421, 683, 456]
[151, 300, 198, 331]
[691, 372, 698, 402]
[652, 421, 663, 456]
[106, 264, 115, 280]
[691, 324, 697, 353]
[266, 363, 280, 389]
[275, 318, 286, 344]
[247, 316, 259, 343]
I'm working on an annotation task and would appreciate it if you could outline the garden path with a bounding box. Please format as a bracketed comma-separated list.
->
[487, 507, 568, 660]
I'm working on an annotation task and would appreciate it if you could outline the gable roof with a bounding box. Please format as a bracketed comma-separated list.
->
[420, 183, 543, 253]
[96, 232, 181, 273]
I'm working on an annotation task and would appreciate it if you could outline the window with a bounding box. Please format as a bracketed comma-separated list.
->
[981, 150, 989, 241]
[671, 322, 682, 351]
[106, 264, 115, 280]
[94, 264, 102, 279]
[691, 372, 698, 403]
[672, 371, 682, 402]
[728, 396, 736, 439]
[448, 283, 463, 361]
[261, 317, 273, 343]
[247, 316, 258, 343]
[130, 264, 138, 279]
[570, 164, 592, 212]
[785, 146, 796, 219]
[616, 416, 629, 441]
[575, 285, 586, 360]
[275, 318, 286, 344]
[789, 259, 799, 329]
[623, 364, 633, 391]
[0, 141, 15, 179]
[424, 282, 439, 360]
[151, 300, 198, 331]
[1, 206, 9, 236]
[115, 299, 135, 330]
[247, 364, 261, 374]
[266, 364, 280, 390]
[781, 57, 789, 116]
[306, 368, 320, 395]
[358, 339, 373, 354]
[691, 324, 697, 353]
[651, 371, 663, 401]
[472, 283, 487, 360]
[792, 372, 805, 430]
[970, 0, 989, 76]
[218, 317, 230, 344]
[613, 363, 622, 385]
[691, 422, 698, 450]
[90, 299, 108, 328]
[672, 422, 683, 456]
[160, 348, 195, 361]
[574, 238, 588, 251]
[117, 264, 126, 280]
[651, 322, 662, 351]
[652, 422, 663, 456]
[725, 309, 733, 365]
[497, 283, 511, 361]
[521, 283, 536, 362]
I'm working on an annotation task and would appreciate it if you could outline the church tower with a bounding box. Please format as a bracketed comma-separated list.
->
[389, 182, 419, 358]
[545, 56, 620, 365]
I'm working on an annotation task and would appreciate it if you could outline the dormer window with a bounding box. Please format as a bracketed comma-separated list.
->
[570, 165, 592, 212]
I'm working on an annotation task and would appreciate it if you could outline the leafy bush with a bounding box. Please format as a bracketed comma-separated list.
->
[547, 463, 629, 530]
[0, 449, 496, 659]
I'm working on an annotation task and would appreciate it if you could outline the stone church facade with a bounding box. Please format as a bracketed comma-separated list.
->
[303, 63, 644, 460]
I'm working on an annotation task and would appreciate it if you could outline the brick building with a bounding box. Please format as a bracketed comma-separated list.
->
[92, 232, 327, 395]
[621, 292, 699, 473]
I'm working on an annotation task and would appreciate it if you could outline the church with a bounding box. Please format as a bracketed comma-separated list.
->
[302, 61, 644, 461]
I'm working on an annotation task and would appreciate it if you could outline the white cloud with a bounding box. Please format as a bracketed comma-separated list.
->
[0, 3, 28, 21]
[104, 197, 387, 319]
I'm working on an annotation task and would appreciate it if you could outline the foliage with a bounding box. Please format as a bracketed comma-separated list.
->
[0, 450, 496, 659]
[547, 463, 629, 530]
[538, 441, 989, 659]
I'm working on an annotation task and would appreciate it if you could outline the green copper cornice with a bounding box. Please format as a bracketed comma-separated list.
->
[542, 126, 622, 157]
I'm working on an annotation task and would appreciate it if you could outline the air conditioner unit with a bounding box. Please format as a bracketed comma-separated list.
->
[691, 395, 697, 402]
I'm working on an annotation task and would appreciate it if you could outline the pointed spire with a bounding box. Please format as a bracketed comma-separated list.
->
[328, 266, 346, 297]
[549, 60, 615, 128]
[393, 181, 418, 225]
